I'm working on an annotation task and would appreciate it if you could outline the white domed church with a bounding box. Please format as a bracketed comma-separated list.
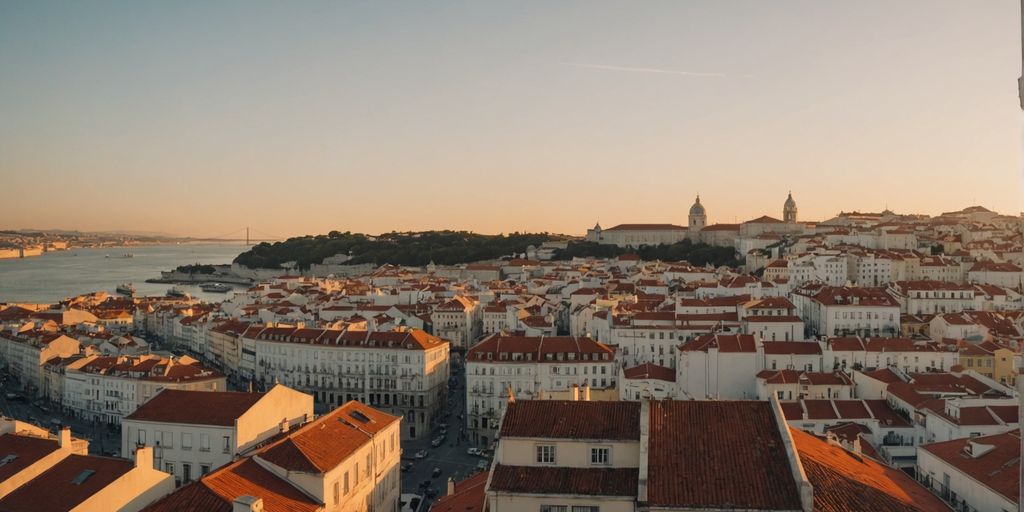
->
[584, 195, 708, 247]
[584, 193, 802, 248]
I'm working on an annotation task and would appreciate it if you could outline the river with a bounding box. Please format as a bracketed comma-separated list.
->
[0, 244, 248, 303]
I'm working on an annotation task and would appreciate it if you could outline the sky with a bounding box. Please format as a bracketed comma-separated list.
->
[1, 1, 1022, 239]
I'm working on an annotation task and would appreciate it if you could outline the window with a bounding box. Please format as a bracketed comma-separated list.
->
[164, 462, 174, 475]
[333, 481, 340, 505]
[200, 464, 210, 475]
[590, 447, 610, 465]
[137, 429, 146, 445]
[572, 507, 599, 512]
[222, 436, 231, 454]
[182, 463, 192, 483]
[536, 445, 556, 464]
[540, 506, 568, 512]
[182, 433, 192, 450]
[343, 471, 350, 494]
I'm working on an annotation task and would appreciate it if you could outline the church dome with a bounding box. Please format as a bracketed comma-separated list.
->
[784, 192, 796, 209]
[689, 195, 705, 216]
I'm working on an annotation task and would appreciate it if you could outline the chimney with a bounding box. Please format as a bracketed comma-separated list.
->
[571, 384, 579, 401]
[57, 427, 72, 449]
[583, 382, 591, 401]
[279, 418, 290, 434]
[447, 476, 456, 496]
[135, 445, 154, 470]
[232, 496, 264, 512]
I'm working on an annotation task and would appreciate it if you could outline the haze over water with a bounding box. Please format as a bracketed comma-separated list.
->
[0, 244, 245, 303]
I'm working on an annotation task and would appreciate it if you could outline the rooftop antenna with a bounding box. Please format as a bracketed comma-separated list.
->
[246, 227, 250, 246]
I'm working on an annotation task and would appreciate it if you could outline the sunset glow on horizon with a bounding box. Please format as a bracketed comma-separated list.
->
[1, 1, 1022, 238]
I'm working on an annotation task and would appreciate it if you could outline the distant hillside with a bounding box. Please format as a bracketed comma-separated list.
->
[552, 240, 741, 267]
[233, 231, 561, 270]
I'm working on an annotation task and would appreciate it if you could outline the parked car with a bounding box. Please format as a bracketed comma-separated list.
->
[399, 494, 423, 512]
[425, 487, 439, 498]
[401, 461, 414, 472]
[413, 450, 428, 459]
[476, 460, 488, 471]
[432, 467, 441, 478]
[466, 447, 481, 456]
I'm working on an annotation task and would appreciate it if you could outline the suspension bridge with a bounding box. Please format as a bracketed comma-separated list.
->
[188, 227, 288, 245]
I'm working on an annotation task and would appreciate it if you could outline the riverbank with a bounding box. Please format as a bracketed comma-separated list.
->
[0, 244, 246, 303]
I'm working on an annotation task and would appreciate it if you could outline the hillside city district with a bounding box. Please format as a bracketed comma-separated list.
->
[0, 198, 1023, 512]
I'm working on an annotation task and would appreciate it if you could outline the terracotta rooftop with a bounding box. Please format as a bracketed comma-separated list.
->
[622, 363, 676, 382]
[430, 471, 488, 512]
[125, 389, 266, 426]
[921, 430, 1020, 505]
[762, 341, 822, 355]
[142, 457, 320, 512]
[499, 400, 640, 440]
[467, 335, 615, 363]
[0, 434, 59, 485]
[679, 334, 757, 353]
[0, 454, 133, 512]
[259, 400, 398, 474]
[489, 465, 638, 497]
[645, 401, 802, 510]
[791, 429, 949, 511]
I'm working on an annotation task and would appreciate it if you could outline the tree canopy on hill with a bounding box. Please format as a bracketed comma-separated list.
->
[552, 240, 741, 267]
[233, 231, 559, 270]
[175, 264, 217, 274]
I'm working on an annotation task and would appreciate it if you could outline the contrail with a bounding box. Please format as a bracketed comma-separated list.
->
[564, 62, 734, 78]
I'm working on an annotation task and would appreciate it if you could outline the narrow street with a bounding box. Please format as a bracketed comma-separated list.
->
[400, 357, 490, 509]
[0, 390, 121, 457]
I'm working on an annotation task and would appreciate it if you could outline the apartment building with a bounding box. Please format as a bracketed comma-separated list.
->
[0, 330, 80, 395]
[465, 334, 616, 447]
[146, 400, 402, 512]
[245, 326, 449, 439]
[486, 399, 947, 511]
[121, 385, 313, 486]
[60, 355, 226, 425]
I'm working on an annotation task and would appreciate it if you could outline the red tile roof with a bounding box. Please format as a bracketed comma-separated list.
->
[0, 434, 59, 485]
[430, 471, 487, 512]
[259, 401, 398, 473]
[645, 401, 801, 510]
[467, 335, 615, 363]
[762, 341, 822, 355]
[0, 454, 133, 512]
[792, 429, 949, 512]
[499, 401, 640, 440]
[489, 465, 638, 497]
[142, 457, 320, 512]
[125, 389, 266, 426]
[679, 334, 757, 353]
[622, 363, 676, 382]
[920, 430, 1019, 504]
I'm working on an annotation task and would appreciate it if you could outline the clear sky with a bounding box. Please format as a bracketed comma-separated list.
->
[1, 1, 1021, 238]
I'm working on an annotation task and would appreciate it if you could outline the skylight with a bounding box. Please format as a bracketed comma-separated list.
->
[71, 469, 95, 485]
